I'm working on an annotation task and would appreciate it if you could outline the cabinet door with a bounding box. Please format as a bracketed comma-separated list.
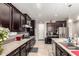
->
[56, 44, 61, 56]
[12, 9, 20, 32]
[20, 15, 25, 31]
[56, 43, 71, 56]
[25, 41, 30, 55]
[26, 16, 31, 25]
[30, 20, 35, 36]
[0, 3, 11, 29]
[20, 44, 26, 56]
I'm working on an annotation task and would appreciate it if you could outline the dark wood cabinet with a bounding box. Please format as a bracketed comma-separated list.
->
[27, 17, 31, 26]
[30, 20, 35, 36]
[47, 21, 66, 35]
[29, 37, 35, 48]
[20, 43, 26, 56]
[0, 3, 33, 32]
[55, 43, 71, 56]
[24, 14, 35, 36]
[7, 37, 36, 56]
[56, 21, 66, 27]
[0, 3, 35, 33]
[20, 15, 25, 31]
[21, 15, 25, 27]
[25, 41, 30, 55]
[7, 48, 20, 56]
[12, 9, 21, 32]
[24, 14, 31, 25]
[0, 4, 11, 29]
[0, 3, 25, 32]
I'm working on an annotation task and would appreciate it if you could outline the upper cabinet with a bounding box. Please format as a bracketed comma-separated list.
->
[0, 3, 34, 32]
[21, 15, 25, 27]
[26, 16, 31, 26]
[24, 14, 31, 26]
[0, 3, 11, 29]
[12, 9, 21, 32]
[47, 21, 66, 35]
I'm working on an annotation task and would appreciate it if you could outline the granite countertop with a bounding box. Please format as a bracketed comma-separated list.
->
[0, 36, 35, 56]
[52, 38, 76, 56]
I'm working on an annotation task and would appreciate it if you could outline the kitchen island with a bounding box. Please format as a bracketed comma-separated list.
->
[0, 36, 35, 56]
[52, 38, 79, 56]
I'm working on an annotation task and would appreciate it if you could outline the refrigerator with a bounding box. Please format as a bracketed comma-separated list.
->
[58, 27, 67, 38]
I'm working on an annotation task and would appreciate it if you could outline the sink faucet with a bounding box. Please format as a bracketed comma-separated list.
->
[68, 37, 72, 43]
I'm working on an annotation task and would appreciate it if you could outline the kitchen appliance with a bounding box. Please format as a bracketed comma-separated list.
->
[58, 27, 67, 38]
[22, 24, 30, 38]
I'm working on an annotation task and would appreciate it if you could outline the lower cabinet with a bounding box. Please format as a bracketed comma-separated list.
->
[7, 38, 36, 56]
[7, 48, 20, 56]
[20, 44, 26, 56]
[30, 38, 35, 48]
[25, 41, 30, 55]
[55, 43, 71, 56]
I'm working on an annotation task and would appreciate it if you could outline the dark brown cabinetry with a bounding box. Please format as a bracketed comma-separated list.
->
[0, 3, 24, 31]
[24, 14, 31, 25]
[26, 16, 31, 25]
[0, 4, 11, 30]
[7, 37, 36, 56]
[0, 3, 35, 33]
[47, 21, 66, 36]
[21, 15, 25, 27]
[24, 14, 35, 36]
[20, 15, 25, 31]
[55, 43, 71, 56]
[30, 20, 35, 36]
[45, 21, 66, 44]
[12, 9, 21, 32]
[7, 47, 20, 56]
[20, 43, 26, 56]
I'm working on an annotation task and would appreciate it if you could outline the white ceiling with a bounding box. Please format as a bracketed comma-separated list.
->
[12, 3, 79, 21]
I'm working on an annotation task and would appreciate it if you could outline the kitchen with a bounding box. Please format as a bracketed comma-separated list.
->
[0, 3, 79, 56]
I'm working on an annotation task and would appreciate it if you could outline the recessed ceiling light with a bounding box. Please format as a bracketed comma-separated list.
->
[36, 3, 41, 9]
[68, 18, 72, 23]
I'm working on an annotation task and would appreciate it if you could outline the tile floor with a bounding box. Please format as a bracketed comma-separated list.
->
[28, 41, 53, 56]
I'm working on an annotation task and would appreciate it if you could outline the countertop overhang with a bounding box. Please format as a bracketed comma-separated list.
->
[0, 36, 35, 56]
[52, 38, 76, 56]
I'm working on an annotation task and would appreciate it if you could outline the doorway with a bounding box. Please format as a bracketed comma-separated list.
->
[38, 23, 45, 41]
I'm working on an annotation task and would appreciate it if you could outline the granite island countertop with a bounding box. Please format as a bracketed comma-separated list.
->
[0, 36, 35, 56]
[52, 38, 76, 56]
